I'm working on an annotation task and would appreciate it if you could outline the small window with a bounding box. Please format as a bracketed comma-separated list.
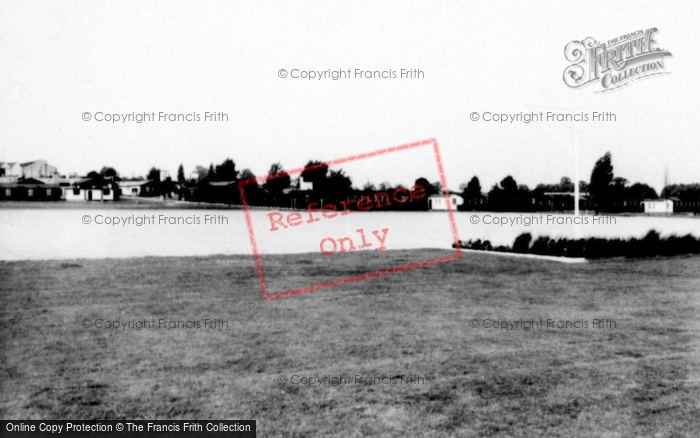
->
[46, 188, 52, 196]
[73, 189, 80, 195]
[5, 189, 10, 197]
[28, 189, 33, 197]
[132, 188, 138, 194]
[103, 189, 110, 195]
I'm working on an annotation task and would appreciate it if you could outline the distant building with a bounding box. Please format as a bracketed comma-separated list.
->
[119, 180, 156, 197]
[460, 193, 487, 210]
[428, 193, 464, 211]
[299, 175, 313, 191]
[19, 160, 58, 178]
[0, 162, 22, 178]
[642, 198, 674, 214]
[0, 177, 62, 201]
[673, 198, 700, 215]
[62, 178, 119, 201]
[1, 160, 59, 183]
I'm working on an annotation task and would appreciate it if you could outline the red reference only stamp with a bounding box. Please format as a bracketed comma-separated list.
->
[239, 138, 462, 301]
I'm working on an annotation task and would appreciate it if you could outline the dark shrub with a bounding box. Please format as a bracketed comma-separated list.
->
[564, 239, 585, 258]
[513, 233, 532, 254]
[457, 229, 699, 260]
[530, 236, 551, 255]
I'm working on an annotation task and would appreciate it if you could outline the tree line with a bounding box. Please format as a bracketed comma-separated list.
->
[88, 151, 700, 213]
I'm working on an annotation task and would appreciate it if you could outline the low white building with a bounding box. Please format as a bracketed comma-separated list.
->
[428, 193, 464, 211]
[642, 198, 674, 214]
[299, 176, 313, 191]
[64, 186, 118, 201]
[61, 178, 119, 201]
[119, 180, 154, 196]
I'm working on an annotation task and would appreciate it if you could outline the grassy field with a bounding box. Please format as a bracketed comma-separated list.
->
[1, 250, 700, 437]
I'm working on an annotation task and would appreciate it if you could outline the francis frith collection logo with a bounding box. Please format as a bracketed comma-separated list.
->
[563, 27, 672, 93]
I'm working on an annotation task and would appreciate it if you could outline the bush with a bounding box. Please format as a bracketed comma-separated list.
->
[513, 233, 532, 253]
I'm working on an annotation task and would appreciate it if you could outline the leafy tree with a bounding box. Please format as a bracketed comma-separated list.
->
[238, 168, 256, 181]
[214, 158, 237, 181]
[534, 177, 571, 193]
[500, 175, 518, 193]
[459, 176, 482, 211]
[326, 169, 353, 198]
[627, 183, 658, 199]
[147, 167, 161, 182]
[362, 182, 376, 192]
[414, 177, 432, 194]
[193, 165, 208, 181]
[488, 176, 524, 211]
[612, 177, 628, 187]
[177, 164, 185, 182]
[238, 168, 262, 205]
[100, 167, 118, 178]
[610, 177, 628, 204]
[301, 161, 329, 188]
[207, 164, 215, 179]
[559, 176, 574, 192]
[466, 176, 481, 196]
[661, 183, 700, 200]
[589, 152, 614, 212]
[413, 177, 433, 210]
[300, 160, 332, 199]
[263, 163, 291, 198]
[87, 170, 102, 181]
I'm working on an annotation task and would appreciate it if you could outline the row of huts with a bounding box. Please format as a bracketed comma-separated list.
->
[0, 177, 161, 202]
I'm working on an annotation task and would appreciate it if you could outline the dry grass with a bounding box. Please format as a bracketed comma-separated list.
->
[1, 250, 700, 437]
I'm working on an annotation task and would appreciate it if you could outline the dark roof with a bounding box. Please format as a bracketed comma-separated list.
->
[0, 180, 59, 188]
[72, 178, 117, 189]
[17, 178, 47, 185]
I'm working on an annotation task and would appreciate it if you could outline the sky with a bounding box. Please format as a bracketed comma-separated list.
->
[1, 0, 698, 194]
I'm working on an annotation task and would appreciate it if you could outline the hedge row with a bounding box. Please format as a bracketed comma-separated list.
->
[453, 230, 700, 259]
